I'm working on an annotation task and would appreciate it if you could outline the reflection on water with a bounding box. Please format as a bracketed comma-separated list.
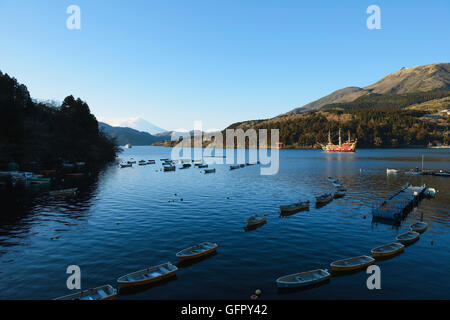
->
[0, 147, 449, 299]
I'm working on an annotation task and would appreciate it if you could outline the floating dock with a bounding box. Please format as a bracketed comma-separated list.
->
[372, 183, 426, 221]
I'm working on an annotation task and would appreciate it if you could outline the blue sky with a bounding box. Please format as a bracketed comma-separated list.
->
[0, 0, 449, 131]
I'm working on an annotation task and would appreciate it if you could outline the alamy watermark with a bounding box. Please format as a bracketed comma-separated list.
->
[170, 121, 280, 175]
[367, 5, 381, 30]
[66, 5, 81, 30]
[366, 265, 381, 289]
[66, 265, 81, 290]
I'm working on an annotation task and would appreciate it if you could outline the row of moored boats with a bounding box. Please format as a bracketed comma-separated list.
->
[55, 242, 218, 300]
[276, 221, 428, 288]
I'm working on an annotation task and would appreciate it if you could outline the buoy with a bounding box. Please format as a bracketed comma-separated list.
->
[363, 215, 366, 219]
[180, 198, 184, 201]
[255, 289, 262, 295]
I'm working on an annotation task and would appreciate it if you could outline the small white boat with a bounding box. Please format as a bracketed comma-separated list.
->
[204, 168, 216, 174]
[328, 177, 340, 183]
[198, 164, 208, 168]
[404, 169, 422, 176]
[147, 160, 156, 164]
[331, 255, 375, 272]
[230, 165, 240, 170]
[124, 144, 132, 149]
[55, 284, 117, 300]
[117, 262, 177, 288]
[371, 242, 404, 258]
[316, 193, 333, 205]
[246, 214, 267, 227]
[386, 168, 399, 174]
[120, 163, 132, 168]
[433, 170, 450, 177]
[163, 165, 176, 172]
[396, 231, 420, 245]
[62, 163, 75, 168]
[410, 222, 428, 233]
[176, 242, 218, 262]
[280, 201, 310, 213]
[276, 269, 330, 288]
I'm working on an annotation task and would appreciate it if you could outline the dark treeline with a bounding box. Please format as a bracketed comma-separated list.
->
[228, 108, 449, 148]
[322, 90, 450, 110]
[0, 71, 119, 168]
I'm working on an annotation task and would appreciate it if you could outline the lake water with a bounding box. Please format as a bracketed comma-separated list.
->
[0, 147, 449, 300]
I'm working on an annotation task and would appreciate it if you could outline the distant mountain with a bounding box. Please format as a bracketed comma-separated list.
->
[287, 63, 450, 114]
[106, 117, 166, 134]
[226, 63, 450, 148]
[98, 122, 170, 146]
[289, 87, 365, 113]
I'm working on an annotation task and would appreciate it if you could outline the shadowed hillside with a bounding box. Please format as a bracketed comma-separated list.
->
[0, 71, 119, 168]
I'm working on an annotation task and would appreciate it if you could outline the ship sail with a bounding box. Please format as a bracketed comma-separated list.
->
[321, 129, 357, 153]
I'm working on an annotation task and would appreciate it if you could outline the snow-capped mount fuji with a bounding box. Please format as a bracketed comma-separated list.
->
[107, 117, 166, 135]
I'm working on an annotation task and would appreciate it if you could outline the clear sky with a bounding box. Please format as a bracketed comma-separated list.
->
[1, 0, 449, 131]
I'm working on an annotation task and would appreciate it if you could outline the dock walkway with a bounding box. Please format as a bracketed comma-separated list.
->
[372, 183, 426, 221]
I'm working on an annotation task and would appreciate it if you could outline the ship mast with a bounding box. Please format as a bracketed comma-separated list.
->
[338, 128, 341, 146]
[328, 130, 331, 144]
[348, 130, 351, 142]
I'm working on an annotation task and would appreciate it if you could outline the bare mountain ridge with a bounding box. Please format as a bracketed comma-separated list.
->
[287, 63, 450, 114]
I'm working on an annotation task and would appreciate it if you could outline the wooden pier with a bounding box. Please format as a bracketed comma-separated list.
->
[372, 183, 426, 221]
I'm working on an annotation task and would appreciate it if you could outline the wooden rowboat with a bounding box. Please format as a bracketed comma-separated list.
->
[371, 242, 404, 258]
[246, 214, 267, 227]
[66, 173, 84, 178]
[330, 255, 375, 272]
[334, 190, 345, 198]
[276, 269, 330, 288]
[280, 201, 310, 213]
[55, 284, 117, 300]
[28, 176, 51, 184]
[410, 222, 428, 233]
[396, 231, 420, 245]
[49, 188, 78, 196]
[176, 242, 218, 262]
[41, 170, 57, 176]
[316, 193, 333, 205]
[117, 262, 177, 288]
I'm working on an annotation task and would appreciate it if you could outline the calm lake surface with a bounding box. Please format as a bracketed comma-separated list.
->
[1, 147, 449, 300]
